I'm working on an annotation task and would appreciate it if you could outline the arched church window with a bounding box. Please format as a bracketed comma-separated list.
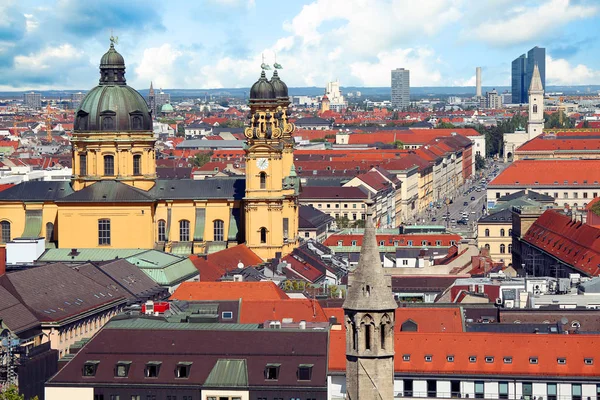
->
[79, 154, 87, 176]
[533, 104, 538, 113]
[179, 220, 190, 242]
[1, 220, 11, 243]
[75, 111, 89, 131]
[104, 155, 114, 176]
[157, 220, 166, 242]
[214, 220, 224, 241]
[46, 222, 54, 242]
[260, 227, 267, 244]
[260, 172, 267, 189]
[133, 154, 142, 176]
[131, 115, 143, 130]
[102, 116, 114, 130]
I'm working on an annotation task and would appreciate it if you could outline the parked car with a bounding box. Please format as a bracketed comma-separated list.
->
[471, 196, 476, 201]
[463, 201, 468, 206]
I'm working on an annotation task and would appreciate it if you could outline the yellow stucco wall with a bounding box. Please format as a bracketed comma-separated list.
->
[478, 222, 513, 266]
[57, 203, 154, 249]
[0, 202, 60, 243]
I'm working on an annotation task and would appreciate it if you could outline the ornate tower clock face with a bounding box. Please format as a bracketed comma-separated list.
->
[256, 158, 269, 170]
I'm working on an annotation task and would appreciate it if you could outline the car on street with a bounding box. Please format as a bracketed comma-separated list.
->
[471, 196, 476, 201]
[463, 201, 468, 206]
[471, 210, 476, 214]
[457, 219, 468, 225]
[432, 217, 437, 222]
[450, 219, 456, 223]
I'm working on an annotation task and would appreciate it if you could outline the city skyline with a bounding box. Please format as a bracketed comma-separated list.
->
[1, 0, 600, 91]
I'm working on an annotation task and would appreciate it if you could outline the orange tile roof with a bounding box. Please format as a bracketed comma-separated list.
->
[324, 233, 461, 247]
[188, 244, 263, 282]
[328, 330, 600, 376]
[517, 137, 600, 152]
[170, 281, 289, 301]
[324, 307, 463, 333]
[489, 159, 600, 186]
[239, 299, 328, 323]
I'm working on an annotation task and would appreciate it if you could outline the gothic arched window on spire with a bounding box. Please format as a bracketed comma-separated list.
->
[381, 314, 392, 350]
[533, 104, 538, 113]
[361, 315, 373, 351]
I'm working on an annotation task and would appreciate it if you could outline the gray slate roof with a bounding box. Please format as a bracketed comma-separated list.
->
[497, 189, 555, 203]
[177, 139, 245, 149]
[299, 205, 334, 229]
[56, 180, 154, 203]
[0, 263, 126, 323]
[478, 208, 512, 223]
[149, 178, 245, 200]
[0, 285, 40, 334]
[0, 181, 74, 202]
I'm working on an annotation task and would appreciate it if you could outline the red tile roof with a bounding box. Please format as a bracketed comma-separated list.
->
[517, 137, 600, 152]
[239, 299, 328, 323]
[522, 209, 600, 276]
[189, 244, 263, 282]
[489, 159, 600, 186]
[282, 256, 324, 283]
[170, 281, 289, 301]
[0, 184, 14, 192]
[328, 330, 600, 376]
[324, 307, 463, 334]
[324, 233, 461, 247]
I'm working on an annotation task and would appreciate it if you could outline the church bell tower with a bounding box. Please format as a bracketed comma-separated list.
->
[244, 66, 299, 260]
[343, 196, 396, 399]
[527, 63, 544, 140]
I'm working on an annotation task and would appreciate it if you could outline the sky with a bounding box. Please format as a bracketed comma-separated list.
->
[1, 0, 600, 91]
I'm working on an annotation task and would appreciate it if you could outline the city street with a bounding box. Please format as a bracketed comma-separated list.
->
[411, 160, 509, 237]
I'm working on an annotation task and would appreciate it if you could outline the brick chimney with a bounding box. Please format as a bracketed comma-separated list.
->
[0, 246, 6, 277]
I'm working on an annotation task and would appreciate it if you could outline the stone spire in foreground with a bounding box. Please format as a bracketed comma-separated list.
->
[343, 195, 396, 400]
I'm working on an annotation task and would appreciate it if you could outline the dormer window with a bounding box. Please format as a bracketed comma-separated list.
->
[503, 357, 512, 364]
[425, 355, 432, 362]
[264, 363, 280, 380]
[485, 356, 494, 363]
[115, 361, 131, 377]
[447, 355, 454, 362]
[402, 354, 411, 362]
[297, 364, 313, 381]
[584, 358, 594, 365]
[145, 361, 162, 378]
[557, 358, 566, 365]
[469, 356, 477, 363]
[175, 362, 192, 378]
[529, 357, 538, 364]
[83, 360, 100, 377]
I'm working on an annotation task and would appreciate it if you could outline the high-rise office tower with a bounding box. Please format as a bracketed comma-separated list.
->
[526, 46, 546, 96]
[511, 54, 527, 104]
[24, 92, 42, 109]
[391, 68, 410, 110]
[476, 67, 482, 98]
[511, 47, 545, 104]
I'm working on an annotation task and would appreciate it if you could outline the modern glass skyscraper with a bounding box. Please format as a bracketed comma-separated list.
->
[526, 46, 546, 96]
[511, 54, 526, 104]
[391, 68, 410, 110]
[511, 47, 545, 104]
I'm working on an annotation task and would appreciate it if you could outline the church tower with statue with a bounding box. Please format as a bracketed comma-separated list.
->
[243, 62, 300, 260]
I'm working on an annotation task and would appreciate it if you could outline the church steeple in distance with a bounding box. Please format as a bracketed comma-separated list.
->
[343, 195, 396, 399]
[527, 63, 544, 140]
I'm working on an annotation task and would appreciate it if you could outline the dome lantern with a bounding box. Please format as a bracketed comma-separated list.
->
[99, 37, 126, 86]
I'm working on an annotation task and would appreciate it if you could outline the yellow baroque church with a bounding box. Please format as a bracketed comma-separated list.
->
[0, 40, 299, 261]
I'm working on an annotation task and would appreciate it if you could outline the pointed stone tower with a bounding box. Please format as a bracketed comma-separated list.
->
[343, 196, 396, 400]
[527, 63, 544, 140]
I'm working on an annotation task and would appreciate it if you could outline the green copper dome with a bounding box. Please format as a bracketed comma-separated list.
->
[74, 40, 152, 133]
[250, 71, 275, 100]
[161, 102, 174, 113]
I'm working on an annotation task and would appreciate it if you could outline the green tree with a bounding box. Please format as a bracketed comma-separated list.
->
[192, 152, 213, 167]
[352, 219, 366, 228]
[437, 122, 455, 129]
[392, 140, 404, 149]
[176, 124, 185, 137]
[544, 111, 574, 129]
[0, 385, 38, 400]
[335, 216, 351, 229]
[475, 153, 486, 171]
[221, 120, 244, 128]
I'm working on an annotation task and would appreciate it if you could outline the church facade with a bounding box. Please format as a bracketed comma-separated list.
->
[0, 40, 298, 261]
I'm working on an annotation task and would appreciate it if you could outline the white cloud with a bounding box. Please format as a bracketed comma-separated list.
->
[135, 44, 183, 88]
[466, 0, 598, 46]
[349, 48, 442, 86]
[452, 75, 476, 87]
[23, 13, 38, 33]
[14, 44, 84, 70]
[546, 55, 600, 85]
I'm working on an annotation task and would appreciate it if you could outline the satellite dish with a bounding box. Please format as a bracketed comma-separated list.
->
[237, 262, 244, 269]
[560, 317, 569, 325]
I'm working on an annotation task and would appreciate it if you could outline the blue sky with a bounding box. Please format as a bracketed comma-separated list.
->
[1, 0, 599, 90]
